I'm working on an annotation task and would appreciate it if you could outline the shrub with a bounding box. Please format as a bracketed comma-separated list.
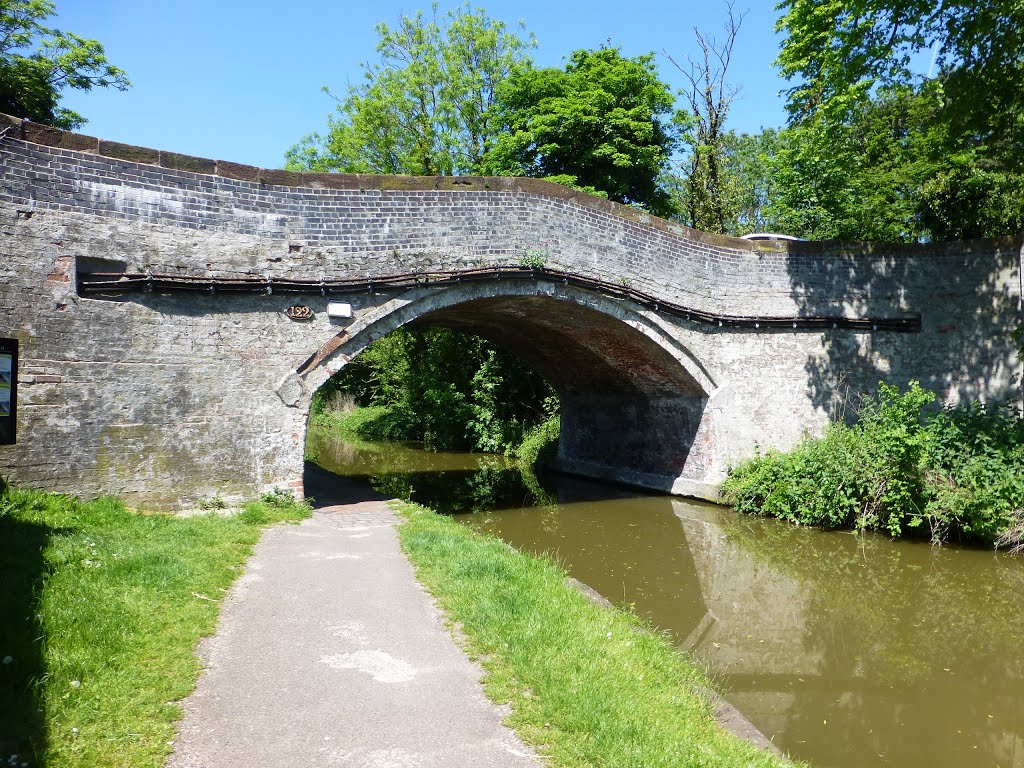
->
[922, 401, 1024, 544]
[723, 381, 1024, 546]
[516, 412, 560, 469]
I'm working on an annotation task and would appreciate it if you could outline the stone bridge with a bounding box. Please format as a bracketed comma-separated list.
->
[1, 114, 1021, 509]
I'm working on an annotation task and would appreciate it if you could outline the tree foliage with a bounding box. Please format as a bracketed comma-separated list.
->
[314, 327, 555, 454]
[763, 84, 945, 241]
[770, 0, 1024, 241]
[485, 47, 677, 216]
[285, 3, 534, 175]
[288, 8, 677, 215]
[0, 0, 129, 129]
[775, 0, 1024, 147]
[667, 128, 782, 236]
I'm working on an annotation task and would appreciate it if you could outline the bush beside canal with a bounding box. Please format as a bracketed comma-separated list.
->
[722, 381, 1024, 547]
[0, 482, 310, 767]
[396, 501, 800, 768]
[312, 327, 557, 455]
[515, 413, 560, 469]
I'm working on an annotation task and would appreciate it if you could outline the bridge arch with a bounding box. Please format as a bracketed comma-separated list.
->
[304, 279, 718, 495]
[2, 116, 1019, 509]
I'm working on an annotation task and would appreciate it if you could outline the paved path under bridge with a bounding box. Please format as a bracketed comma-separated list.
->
[168, 472, 539, 768]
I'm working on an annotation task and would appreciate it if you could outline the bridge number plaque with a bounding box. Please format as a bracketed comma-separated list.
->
[0, 338, 16, 445]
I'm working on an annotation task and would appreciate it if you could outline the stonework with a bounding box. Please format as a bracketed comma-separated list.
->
[0, 116, 1020, 508]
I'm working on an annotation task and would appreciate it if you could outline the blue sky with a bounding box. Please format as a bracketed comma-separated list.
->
[54, 0, 793, 169]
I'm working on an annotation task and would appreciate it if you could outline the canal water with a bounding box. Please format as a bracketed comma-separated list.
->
[307, 429, 1024, 768]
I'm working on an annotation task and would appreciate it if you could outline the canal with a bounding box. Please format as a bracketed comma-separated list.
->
[307, 428, 1024, 768]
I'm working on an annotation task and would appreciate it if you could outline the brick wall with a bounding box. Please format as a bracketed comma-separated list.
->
[0, 116, 1020, 507]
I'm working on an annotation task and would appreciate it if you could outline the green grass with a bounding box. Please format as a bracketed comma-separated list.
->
[397, 502, 798, 768]
[0, 484, 310, 768]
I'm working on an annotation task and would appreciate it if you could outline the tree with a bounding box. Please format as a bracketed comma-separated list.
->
[666, 4, 746, 233]
[763, 84, 949, 241]
[286, 3, 534, 176]
[772, 0, 1024, 240]
[664, 128, 783, 237]
[0, 0, 129, 129]
[775, 0, 1024, 149]
[484, 47, 677, 216]
[318, 327, 554, 453]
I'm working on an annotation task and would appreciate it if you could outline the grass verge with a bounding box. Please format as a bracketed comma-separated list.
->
[0, 484, 310, 768]
[397, 501, 798, 768]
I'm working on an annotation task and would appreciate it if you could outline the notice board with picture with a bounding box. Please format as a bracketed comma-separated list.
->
[0, 338, 16, 445]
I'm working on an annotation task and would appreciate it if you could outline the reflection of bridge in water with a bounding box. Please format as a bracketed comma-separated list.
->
[671, 502, 1024, 768]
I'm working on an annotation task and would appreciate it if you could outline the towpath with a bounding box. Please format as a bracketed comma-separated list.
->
[167, 469, 540, 768]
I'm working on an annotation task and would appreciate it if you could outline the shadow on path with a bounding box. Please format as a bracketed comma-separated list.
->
[303, 461, 389, 510]
[0, 512, 55, 763]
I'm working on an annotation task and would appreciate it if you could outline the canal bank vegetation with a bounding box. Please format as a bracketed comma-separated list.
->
[397, 501, 798, 768]
[311, 326, 560, 465]
[0, 482, 310, 768]
[723, 381, 1024, 548]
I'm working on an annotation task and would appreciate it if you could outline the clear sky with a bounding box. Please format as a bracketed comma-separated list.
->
[53, 0, 793, 170]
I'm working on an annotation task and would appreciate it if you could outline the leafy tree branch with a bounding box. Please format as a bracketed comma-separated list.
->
[0, 0, 129, 129]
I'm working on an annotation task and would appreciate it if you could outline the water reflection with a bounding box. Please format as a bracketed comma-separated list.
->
[308, 429, 1024, 768]
[306, 428, 555, 514]
[699, 507, 1024, 768]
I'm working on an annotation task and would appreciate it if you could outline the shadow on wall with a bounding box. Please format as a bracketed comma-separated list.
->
[408, 293, 708, 481]
[786, 238, 1024, 413]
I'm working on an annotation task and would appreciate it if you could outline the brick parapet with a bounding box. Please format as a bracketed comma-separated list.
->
[6, 121, 1013, 322]
[3, 112, 1018, 257]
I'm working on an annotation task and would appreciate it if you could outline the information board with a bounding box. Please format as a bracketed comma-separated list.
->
[0, 338, 16, 445]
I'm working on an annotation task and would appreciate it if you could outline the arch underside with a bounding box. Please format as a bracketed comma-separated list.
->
[404, 293, 709, 486]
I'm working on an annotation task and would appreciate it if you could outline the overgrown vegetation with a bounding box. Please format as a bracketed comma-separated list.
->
[397, 501, 797, 768]
[312, 326, 557, 457]
[515, 413, 560, 469]
[0, 482, 310, 767]
[722, 382, 1024, 547]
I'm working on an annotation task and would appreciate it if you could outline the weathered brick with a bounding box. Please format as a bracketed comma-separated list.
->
[216, 160, 261, 182]
[0, 124, 1020, 509]
[22, 121, 62, 146]
[59, 131, 100, 153]
[159, 151, 216, 175]
[0, 113, 23, 136]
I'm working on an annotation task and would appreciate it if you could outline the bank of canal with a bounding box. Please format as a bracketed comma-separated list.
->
[307, 428, 1024, 768]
